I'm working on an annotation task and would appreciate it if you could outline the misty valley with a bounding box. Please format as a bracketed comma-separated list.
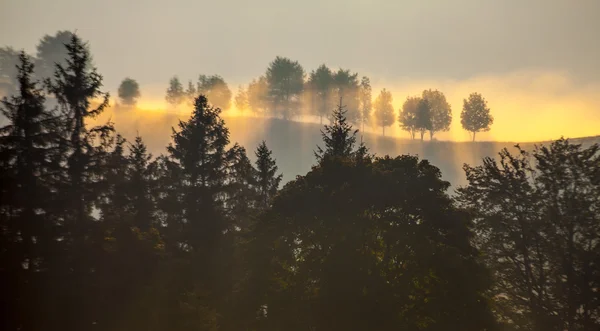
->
[1, 31, 599, 331]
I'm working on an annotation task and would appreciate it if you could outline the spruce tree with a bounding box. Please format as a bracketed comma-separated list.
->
[0, 51, 57, 331]
[254, 141, 282, 210]
[45, 32, 113, 329]
[315, 97, 358, 161]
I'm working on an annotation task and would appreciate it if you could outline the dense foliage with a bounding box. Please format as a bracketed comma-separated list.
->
[1, 32, 597, 331]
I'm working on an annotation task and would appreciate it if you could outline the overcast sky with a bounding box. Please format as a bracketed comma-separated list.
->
[1, 0, 599, 91]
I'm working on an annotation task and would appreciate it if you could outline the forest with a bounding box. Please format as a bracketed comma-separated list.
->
[1, 32, 599, 331]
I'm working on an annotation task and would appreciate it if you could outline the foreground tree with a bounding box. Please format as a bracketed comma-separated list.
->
[117, 77, 141, 107]
[254, 141, 282, 210]
[197, 74, 232, 111]
[422, 89, 452, 140]
[373, 88, 394, 136]
[0, 51, 58, 331]
[252, 106, 497, 330]
[46, 32, 114, 330]
[165, 76, 185, 108]
[358, 76, 372, 132]
[265, 56, 305, 119]
[162, 94, 235, 329]
[461, 92, 493, 142]
[457, 138, 600, 331]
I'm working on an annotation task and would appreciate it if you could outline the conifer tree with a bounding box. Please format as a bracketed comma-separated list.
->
[45, 33, 113, 329]
[254, 141, 282, 210]
[315, 97, 358, 161]
[0, 51, 57, 331]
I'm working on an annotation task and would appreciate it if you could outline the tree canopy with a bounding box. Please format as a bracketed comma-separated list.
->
[265, 56, 305, 119]
[461, 92, 493, 141]
[197, 74, 232, 111]
[373, 88, 395, 136]
[117, 77, 141, 107]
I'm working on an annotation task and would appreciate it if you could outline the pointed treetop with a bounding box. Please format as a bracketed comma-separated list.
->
[315, 97, 359, 161]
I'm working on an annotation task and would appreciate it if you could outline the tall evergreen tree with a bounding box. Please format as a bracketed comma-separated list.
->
[315, 97, 358, 161]
[45, 32, 113, 330]
[254, 141, 282, 210]
[0, 51, 57, 331]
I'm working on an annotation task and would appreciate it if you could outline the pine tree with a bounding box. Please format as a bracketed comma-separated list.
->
[315, 97, 358, 161]
[0, 51, 57, 331]
[254, 141, 282, 210]
[226, 144, 258, 230]
[45, 33, 113, 330]
[166, 94, 231, 251]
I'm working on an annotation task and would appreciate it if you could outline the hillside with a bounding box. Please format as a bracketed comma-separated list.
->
[103, 111, 600, 190]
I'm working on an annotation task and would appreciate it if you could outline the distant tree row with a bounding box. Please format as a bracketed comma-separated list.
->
[161, 56, 494, 141]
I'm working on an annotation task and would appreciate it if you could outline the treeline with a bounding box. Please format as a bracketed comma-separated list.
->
[161, 57, 494, 141]
[2, 33, 600, 331]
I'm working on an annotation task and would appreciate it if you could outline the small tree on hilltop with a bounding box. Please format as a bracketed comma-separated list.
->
[373, 88, 394, 136]
[415, 98, 432, 141]
[422, 89, 452, 140]
[461, 92, 493, 142]
[165, 76, 184, 108]
[118, 77, 141, 107]
[399, 96, 420, 140]
[235, 85, 249, 113]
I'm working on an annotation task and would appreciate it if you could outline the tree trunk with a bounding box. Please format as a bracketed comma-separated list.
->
[420, 131, 425, 141]
[429, 130, 434, 141]
[472, 131, 476, 142]
[382, 126, 385, 136]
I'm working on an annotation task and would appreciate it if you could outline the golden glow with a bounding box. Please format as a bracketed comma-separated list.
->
[84, 69, 599, 150]
[372, 69, 600, 142]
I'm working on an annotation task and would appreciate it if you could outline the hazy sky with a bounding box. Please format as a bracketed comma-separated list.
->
[1, 0, 599, 141]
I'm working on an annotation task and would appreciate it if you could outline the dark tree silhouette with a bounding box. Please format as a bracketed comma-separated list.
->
[457, 138, 600, 331]
[117, 77, 141, 107]
[197, 74, 232, 111]
[165, 76, 185, 108]
[0, 51, 58, 331]
[415, 98, 432, 141]
[46, 32, 114, 330]
[315, 98, 358, 161]
[398, 96, 419, 140]
[265, 56, 305, 119]
[308, 64, 334, 124]
[373, 88, 394, 136]
[358, 76, 372, 132]
[422, 89, 452, 140]
[461, 92, 493, 142]
[254, 141, 282, 210]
